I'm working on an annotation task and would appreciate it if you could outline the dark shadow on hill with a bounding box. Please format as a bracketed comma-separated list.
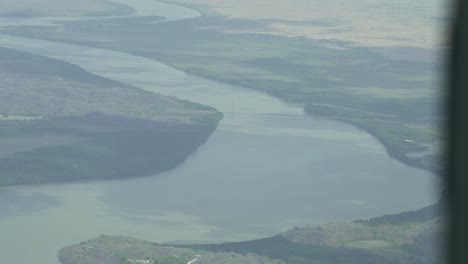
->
[0, 113, 218, 186]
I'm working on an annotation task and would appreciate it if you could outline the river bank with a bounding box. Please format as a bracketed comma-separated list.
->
[0, 4, 443, 173]
[0, 47, 222, 186]
[0, 1, 438, 263]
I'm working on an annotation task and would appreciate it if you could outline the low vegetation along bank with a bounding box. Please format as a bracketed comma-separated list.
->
[58, 235, 284, 264]
[188, 203, 444, 264]
[0, 47, 222, 186]
[1, 12, 443, 173]
[59, 203, 443, 264]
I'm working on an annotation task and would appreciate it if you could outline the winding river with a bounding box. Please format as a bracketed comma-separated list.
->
[0, 1, 437, 264]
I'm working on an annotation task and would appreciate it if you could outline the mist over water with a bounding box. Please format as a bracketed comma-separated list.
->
[0, 1, 438, 264]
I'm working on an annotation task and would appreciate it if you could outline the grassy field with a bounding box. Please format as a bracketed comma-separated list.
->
[1, 12, 444, 172]
[162, 0, 449, 49]
[0, 47, 222, 186]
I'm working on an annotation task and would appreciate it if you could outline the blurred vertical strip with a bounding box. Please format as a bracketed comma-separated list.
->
[447, 0, 468, 263]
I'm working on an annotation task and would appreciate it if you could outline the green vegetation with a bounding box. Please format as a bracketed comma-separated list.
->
[192, 235, 394, 264]
[54, 206, 443, 264]
[191, 234, 439, 264]
[1, 14, 443, 172]
[188, 204, 443, 264]
[0, 115, 217, 186]
[303, 101, 437, 168]
[0, 47, 222, 124]
[58, 235, 284, 264]
[155, 256, 189, 264]
[0, 47, 222, 186]
[59, 205, 443, 264]
[356, 202, 443, 226]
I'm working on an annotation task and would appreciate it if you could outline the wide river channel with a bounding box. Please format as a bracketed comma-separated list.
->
[0, 1, 438, 263]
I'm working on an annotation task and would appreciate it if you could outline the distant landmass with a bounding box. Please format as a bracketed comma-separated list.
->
[59, 235, 285, 264]
[59, 202, 444, 264]
[0, 47, 222, 186]
[3, 7, 444, 173]
[191, 202, 443, 264]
